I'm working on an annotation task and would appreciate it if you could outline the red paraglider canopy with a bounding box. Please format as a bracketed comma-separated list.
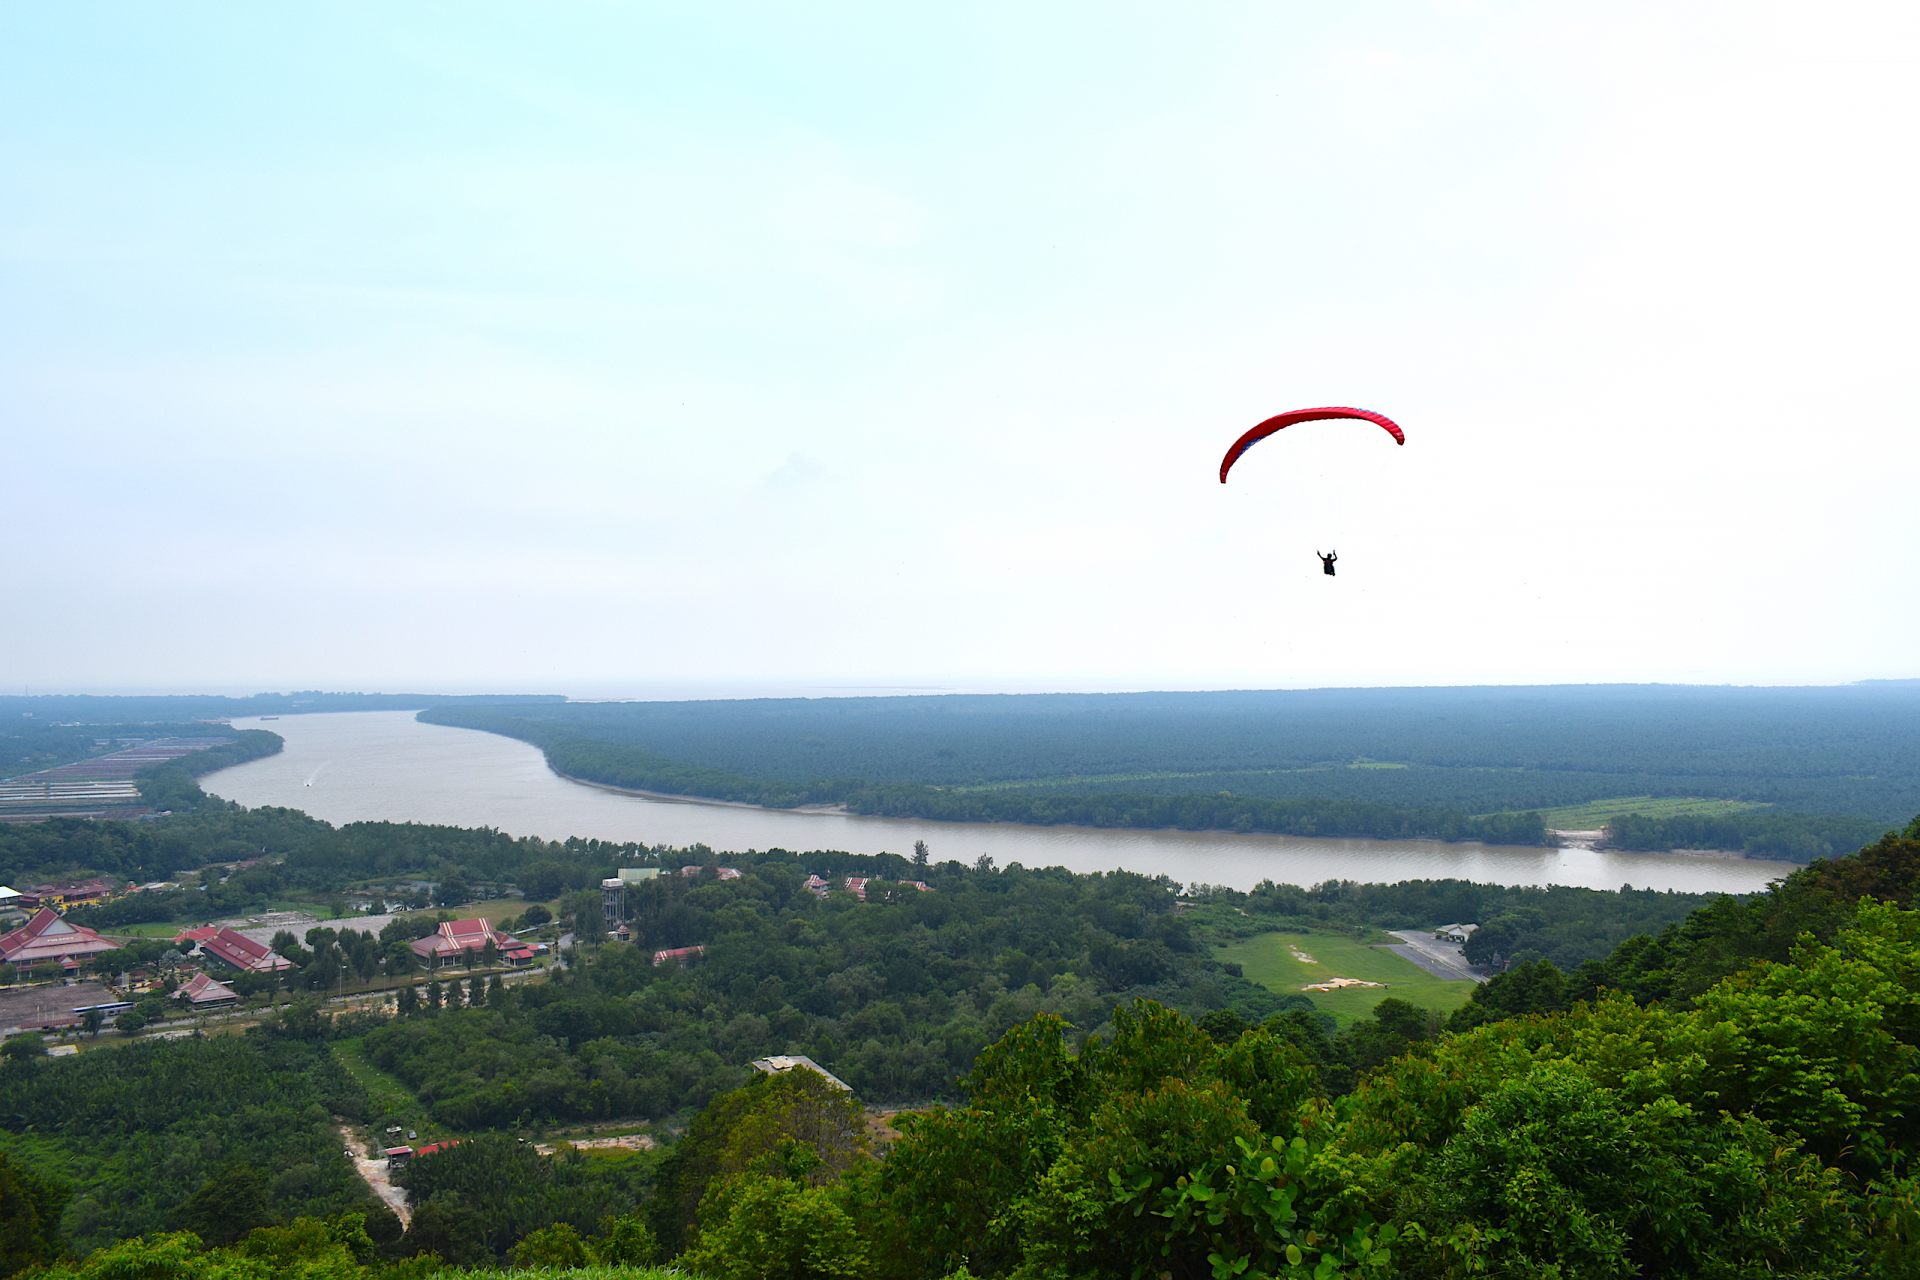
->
[1218, 407, 1405, 483]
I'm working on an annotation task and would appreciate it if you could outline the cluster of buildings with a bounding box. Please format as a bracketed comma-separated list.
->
[0, 877, 120, 915]
[804, 874, 933, 902]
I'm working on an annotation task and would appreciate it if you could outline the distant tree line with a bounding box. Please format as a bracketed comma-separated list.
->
[422, 684, 1920, 856]
[1603, 808, 1887, 862]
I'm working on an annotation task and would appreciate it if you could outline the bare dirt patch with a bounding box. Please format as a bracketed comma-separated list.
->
[338, 1123, 411, 1227]
[535, 1133, 656, 1155]
[1301, 977, 1386, 992]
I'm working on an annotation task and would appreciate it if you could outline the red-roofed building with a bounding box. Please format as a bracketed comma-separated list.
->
[173, 925, 222, 947]
[0, 908, 117, 970]
[199, 927, 294, 974]
[843, 877, 869, 902]
[173, 972, 240, 1009]
[652, 944, 705, 966]
[804, 874, 831, 898]
[409, 918, 528, 970]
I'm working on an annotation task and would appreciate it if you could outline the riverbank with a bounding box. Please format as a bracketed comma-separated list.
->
[203, 712, 1804, 895]
[555, 759, 1553, 849]
[552, 766, 851, 816]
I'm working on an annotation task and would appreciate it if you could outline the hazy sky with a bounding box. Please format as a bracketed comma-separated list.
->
[6, 3, 1917, 696]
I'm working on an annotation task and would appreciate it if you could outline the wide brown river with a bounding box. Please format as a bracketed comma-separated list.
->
[202, 711, 1801, 894]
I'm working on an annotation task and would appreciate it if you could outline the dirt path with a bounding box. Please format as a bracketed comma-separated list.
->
[337, 1123, 411, 1227]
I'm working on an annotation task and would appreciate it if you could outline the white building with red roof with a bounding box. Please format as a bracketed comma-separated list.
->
[0, 908, 117, 970]
[408, 918, 531, 970]
[198, 926, 294, 974]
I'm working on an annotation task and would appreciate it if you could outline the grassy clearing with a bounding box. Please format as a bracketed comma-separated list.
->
[462, 896, 536, 923]
[1217, 929, 1475, 1027]
[109, 921, 190, 938]
[1517, 795, 1771, 829]
[331, 1036, 450, 1141]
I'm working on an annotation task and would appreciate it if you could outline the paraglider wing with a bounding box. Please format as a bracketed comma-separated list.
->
[1218, 407, 1405, 483]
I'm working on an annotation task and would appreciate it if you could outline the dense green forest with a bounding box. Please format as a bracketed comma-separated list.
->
[10, 815, 1920, 1279]
[5, 709, 1916, 1277]
[357, 861, 1302, 1123]
[0, 1026, 387, 1254]
[421, 684, 1920, 858]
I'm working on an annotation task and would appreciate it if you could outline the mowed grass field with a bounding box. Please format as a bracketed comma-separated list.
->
[1218, 929, 1476, 1026]
[1518, 795, 1771, 829]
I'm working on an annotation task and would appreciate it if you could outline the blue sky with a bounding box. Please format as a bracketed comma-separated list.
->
[5, 3, 1917, 694]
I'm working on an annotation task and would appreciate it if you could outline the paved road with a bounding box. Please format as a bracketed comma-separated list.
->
[1384, 930, 1488, 984]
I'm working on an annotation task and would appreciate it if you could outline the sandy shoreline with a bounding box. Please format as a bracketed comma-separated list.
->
[552, 768, 850, 815]
[1549, 827, 1750, 860]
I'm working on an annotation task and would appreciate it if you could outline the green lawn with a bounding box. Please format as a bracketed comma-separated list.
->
[331, 1035, 452, 1143]
[1515, 795, 1771, 829]
[1218, 929, 1475, 1026]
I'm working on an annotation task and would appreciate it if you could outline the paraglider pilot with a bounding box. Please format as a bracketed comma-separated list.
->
[1318, 550, 1337, 576]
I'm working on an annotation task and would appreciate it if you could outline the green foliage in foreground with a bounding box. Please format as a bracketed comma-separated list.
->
[18, 1217, 680, 1279]
[19, 816, 1920, 1278]
[0, 1030, 386, 1254]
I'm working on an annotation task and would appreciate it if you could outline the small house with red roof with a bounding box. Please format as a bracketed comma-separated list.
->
[0, 908, 117, 970]
[651, 944, 705, 966]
